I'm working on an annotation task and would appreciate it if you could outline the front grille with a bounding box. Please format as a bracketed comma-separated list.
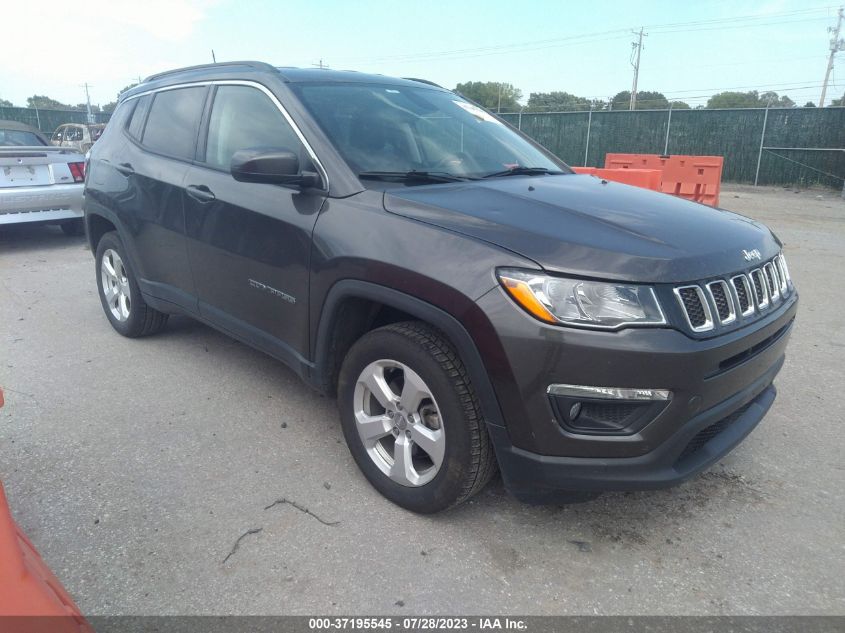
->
[675, 254, 791, 333]
[676, 402, 753, 463]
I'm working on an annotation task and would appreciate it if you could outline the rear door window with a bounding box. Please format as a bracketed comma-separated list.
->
[126, 95, 151, 140]
[142, 87, 206, 160]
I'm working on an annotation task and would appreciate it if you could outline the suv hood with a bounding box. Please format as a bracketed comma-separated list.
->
[383, 174, 781, 283]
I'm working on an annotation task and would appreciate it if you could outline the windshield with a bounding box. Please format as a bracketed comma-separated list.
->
[292, 82, 566, 180]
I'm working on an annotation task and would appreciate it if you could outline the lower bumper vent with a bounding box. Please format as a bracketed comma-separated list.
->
[676, 402, 753, 463]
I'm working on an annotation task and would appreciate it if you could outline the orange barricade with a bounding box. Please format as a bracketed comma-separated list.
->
[571, 166, 662, 192]
[603, 154, 724, 206]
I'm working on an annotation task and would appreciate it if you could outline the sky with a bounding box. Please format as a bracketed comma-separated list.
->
[2, 0, 843, 110]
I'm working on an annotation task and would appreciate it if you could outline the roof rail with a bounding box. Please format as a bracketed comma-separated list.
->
[402, 77, 444, 88]
[144, 60, 277, 83]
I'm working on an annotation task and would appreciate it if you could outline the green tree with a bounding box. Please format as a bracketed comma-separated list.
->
[706, 91, 761, 108]
[0, 97, 13, 107]
[610, 90, 671, 110]
[26, 95, 73, 110]
[669, 100, 691, 109]
[454, 81, 522, 112]
[830, 93, 845, 106]
[804, 101, 816, 107]
[707, 90, 794, 109]
[526, 91, 591, 112]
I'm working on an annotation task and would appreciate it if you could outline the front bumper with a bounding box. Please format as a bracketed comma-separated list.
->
[0, 184, 83, 225]
[475, 284, 797, 501]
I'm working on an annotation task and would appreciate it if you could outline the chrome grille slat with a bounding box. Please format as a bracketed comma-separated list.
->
[674, 285, 713, 332]
[706, 280, 736, 325]
[750, 268, 769, 309]
[764, 262, 780, 302]
[731, 274, 755, 317]
[775, 256, 788, 293]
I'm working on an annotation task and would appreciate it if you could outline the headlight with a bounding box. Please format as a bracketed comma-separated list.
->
[497, 268, 666, 329]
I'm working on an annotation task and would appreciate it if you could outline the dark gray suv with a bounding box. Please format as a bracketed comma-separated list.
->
[83, 61, 797, 513]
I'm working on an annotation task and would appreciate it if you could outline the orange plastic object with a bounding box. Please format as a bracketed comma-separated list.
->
[604, 153, 672, 171]
[603, 154, 724, 206]
[0, 484, 92, 632]
[571, 166, 662, 192]
[658, 156, 724, 207]
[0, 389, 91, 632]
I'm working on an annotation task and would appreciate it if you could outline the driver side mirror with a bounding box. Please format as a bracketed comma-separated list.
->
[230, 148, 320, 188]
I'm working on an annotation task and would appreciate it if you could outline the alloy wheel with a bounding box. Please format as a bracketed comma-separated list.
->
[353, 359, 446, 487]
[100, 248, 131, 322]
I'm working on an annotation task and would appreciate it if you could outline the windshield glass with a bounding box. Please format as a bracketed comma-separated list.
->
[292, 82, 566, 179]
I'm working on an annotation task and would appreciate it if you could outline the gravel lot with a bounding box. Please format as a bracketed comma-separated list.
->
[1, 185, 843, 616]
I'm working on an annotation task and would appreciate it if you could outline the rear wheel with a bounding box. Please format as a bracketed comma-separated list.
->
[338, 321, 496, 513]
[95, 231, 168, 337]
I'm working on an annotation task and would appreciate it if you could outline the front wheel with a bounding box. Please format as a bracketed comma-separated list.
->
[338, 322, 496, 513]
[95, 231, 168, 337]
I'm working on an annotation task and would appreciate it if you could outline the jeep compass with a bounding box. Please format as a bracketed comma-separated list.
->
[83, 62, 798, 513]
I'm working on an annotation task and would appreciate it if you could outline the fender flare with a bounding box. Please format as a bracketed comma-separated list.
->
[311, 279, 505, 428]
[84, 208, 145, 278]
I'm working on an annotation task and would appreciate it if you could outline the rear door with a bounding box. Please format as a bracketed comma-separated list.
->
[183, 83, 326, 363]
[116, 86, 207, 310]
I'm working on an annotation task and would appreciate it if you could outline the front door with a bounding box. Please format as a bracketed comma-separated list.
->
[183, 84, 325, 364]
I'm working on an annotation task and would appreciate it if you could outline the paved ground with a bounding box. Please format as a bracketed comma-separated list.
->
[1, 185, 843, 616]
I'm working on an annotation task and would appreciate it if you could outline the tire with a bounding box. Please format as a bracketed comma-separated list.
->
[61, 219, 84, 236]
[95, 231, 168, 337]
[338, 321, 496, 513]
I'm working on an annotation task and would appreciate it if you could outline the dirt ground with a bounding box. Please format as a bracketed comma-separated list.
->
[0, 184, 843, 615]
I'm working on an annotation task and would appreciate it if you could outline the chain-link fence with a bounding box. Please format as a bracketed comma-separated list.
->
[0, 106, 112, 136]
[500, 106, 845, 189]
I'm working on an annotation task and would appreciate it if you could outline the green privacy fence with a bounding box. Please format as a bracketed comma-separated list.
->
[0, 106, 111, 136]
[500, 107, 845, 189]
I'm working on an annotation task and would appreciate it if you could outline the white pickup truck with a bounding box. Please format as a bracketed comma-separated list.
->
[1, 120, 86, 235]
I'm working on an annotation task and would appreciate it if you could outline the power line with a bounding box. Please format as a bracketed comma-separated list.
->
[343, 5, 837, 65]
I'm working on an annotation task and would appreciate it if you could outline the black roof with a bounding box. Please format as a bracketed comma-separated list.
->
[129, 61, 445, 101]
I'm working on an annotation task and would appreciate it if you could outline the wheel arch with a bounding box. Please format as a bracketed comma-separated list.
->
[309, 279, 506, 429]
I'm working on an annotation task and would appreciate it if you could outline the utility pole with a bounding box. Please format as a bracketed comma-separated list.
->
[629, 27, 646, 110]
[497, 83, 503, 113]
[313, 59, 326, 69]
[820, 7, 844, 107]
[82, 83, 94, 123]
[212, 49, 217, 63]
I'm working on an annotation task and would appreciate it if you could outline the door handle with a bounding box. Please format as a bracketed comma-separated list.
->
[186, 184, 216, 203]
[115, 162, 134, 176]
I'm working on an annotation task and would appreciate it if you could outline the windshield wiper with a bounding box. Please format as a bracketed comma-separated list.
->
[481, 166, 566, 179]
[358, 170, 473, 184]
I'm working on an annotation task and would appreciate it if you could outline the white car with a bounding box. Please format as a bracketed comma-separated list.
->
[0, 120, 86, 235]
[51, 123, 106, 154]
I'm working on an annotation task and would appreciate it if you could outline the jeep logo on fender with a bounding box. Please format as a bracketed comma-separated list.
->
[742, 248, 762, 262]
